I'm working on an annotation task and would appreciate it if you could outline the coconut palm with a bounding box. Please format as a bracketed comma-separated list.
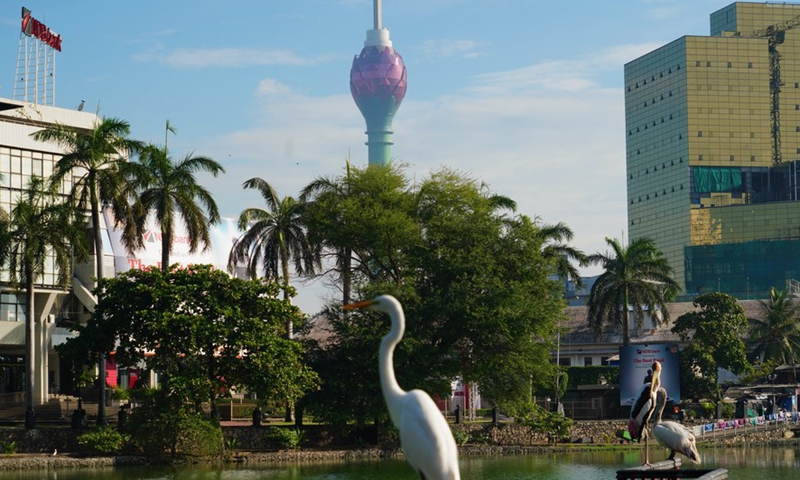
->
[586, 237, 680, 345]
[31, 117, 145, 276]
[7, 177, 88, 429]
[31, 116, 143, 426]
[132, 143, 224, 271]
[228, 177, 320, 332]
[748, 287, 800, 380]
[300, 170, 353, 306]
[534, 218, 588, 288]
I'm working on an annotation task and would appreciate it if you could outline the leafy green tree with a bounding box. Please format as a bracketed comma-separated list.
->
[58, 265, 318, 419]
[228, 177, 320, 330]
[747, 287, 800, 380]
[302, 167, 564, 425]
[672, 292, 751, 401]
[131, 143, 225, 271]
[586, 237, 680, 345]
[7, 177, 88, 428]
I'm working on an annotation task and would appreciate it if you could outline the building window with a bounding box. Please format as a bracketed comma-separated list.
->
[601, 357, 609, 366]
[751, 156, 756, 161]
[584, 357, 593, 366]
[559, 358, 571, 366]
[728, 62, 732, 68]
[0, 294, 25, 323]
[698, 131, 703, 137]
[706, 61, 711, 67]
[748, 62, 753, 68]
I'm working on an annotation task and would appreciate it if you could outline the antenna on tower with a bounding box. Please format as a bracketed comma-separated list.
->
[374, 0, 382, 29]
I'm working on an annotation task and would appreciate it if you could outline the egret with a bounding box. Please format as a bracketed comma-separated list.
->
[653, 386, 701, 463]
[344, 295, 460, 480]
[628, 360, 661, 465]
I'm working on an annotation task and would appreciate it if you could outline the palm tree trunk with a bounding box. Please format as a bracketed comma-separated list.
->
[91, 198, 107, 426]
[161, 223, 171, 272]
[280, 245, 294, 423]
[24, 268, 35, 429]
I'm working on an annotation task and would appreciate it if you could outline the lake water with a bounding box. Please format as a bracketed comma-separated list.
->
[0, 446, 795, 479]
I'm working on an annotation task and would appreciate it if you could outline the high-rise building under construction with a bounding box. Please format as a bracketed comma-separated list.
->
[626, 2, 800, 298]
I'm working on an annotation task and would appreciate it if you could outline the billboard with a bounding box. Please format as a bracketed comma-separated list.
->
[619, 344, 681, 406]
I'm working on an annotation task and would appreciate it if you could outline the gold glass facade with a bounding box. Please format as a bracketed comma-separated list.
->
[626, 2, 800, 297]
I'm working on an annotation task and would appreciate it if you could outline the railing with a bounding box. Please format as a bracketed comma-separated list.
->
[690, 410, 800, 439]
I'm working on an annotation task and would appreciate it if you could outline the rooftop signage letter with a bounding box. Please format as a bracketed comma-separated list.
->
[21, 7, 62, 52]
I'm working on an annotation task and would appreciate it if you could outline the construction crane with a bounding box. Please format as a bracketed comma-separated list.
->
[736, 14, 800, 164]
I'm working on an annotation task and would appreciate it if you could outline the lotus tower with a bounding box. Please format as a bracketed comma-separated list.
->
[350, 0, 407, 166]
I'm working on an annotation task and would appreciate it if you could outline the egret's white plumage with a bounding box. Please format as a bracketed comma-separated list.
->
[653, 387, 701, 463]
[628, 360, 661, 465]
[345, 295, 460, 480]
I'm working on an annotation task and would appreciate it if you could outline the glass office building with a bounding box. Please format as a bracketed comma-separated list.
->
[626, 2, 800, 298]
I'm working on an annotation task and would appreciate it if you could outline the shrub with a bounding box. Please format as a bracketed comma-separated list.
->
[112, 387, 130, 401]
[127, 400, 224, 457]
[0, 440, 16, 455]
[269, 427, 305, 450]
[77, 427, 130, 454]
[451, 428, 469, 446]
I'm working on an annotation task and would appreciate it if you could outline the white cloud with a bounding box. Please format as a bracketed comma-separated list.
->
[134, 47, 338, 68]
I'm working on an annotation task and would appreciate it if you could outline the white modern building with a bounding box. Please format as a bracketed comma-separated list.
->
[0, 98, 243, 408]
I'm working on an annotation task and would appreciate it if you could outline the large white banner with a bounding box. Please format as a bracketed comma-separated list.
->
[104, 209, 244, 274]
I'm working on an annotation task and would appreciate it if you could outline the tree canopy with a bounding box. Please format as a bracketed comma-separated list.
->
[58, 265, 318, 416]
[301, 166, 565, 426]
[587, 237, 680, 345]
[672, 292, 751, 400]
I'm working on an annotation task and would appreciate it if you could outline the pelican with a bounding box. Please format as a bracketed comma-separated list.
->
[628, 360, 661, 465]
[653, 387, 701, 463]
[344, 295, 460, 480]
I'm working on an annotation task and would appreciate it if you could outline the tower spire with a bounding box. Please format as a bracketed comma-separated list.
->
[374, 0, 381, 29]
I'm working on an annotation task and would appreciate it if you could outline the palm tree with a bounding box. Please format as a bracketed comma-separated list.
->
[132, 143, 225, 271]
[748, 287, 800, 380]
[534, 218, 588, 288]
[228, 177, 320, 334]
[7, 177, 88, 429]
[300, 170, 353, 306]
[31, 116, 143, 426]
[586, 237, 680, 345]
[31, 117, 145, 276]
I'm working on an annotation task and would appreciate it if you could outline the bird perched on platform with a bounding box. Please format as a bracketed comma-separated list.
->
[344, 295, 460, 480]
[629, 360, 661, 465]
[653, 385, 701, 463]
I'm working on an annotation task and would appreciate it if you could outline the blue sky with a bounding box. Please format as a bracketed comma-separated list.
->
[0, 1, 731, 312]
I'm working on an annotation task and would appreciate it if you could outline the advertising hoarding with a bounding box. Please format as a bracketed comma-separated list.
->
[619, 344, 681, 406]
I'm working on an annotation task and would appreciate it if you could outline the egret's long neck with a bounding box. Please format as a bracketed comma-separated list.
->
[379, 312, 406, 404]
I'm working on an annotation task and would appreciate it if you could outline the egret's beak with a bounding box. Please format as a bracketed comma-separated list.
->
[343, 299, 377, 310]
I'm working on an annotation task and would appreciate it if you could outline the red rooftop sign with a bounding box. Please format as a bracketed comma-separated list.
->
[21, 7, 62, 52]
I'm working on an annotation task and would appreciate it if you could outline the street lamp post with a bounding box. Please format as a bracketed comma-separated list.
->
[769, 373, 777, 415]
